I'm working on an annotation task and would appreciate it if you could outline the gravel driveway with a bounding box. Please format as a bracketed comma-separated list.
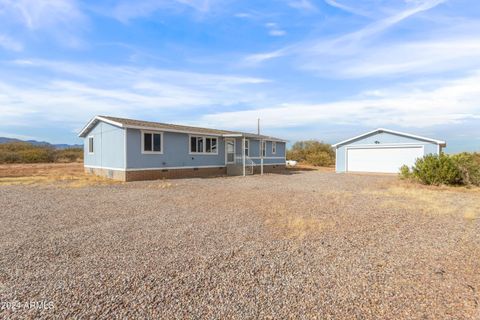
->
[1, 171, 479, 319]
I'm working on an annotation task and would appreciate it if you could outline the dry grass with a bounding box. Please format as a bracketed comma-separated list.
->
[264, 208, 325, 239]
[364, 182, 480, 218]
[0, 163, 121, 188]
[261, 191, 351, 239]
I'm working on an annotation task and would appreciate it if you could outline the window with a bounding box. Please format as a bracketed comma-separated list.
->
[88, 136, 94, 154]
[272, 141, 276, 154]
[205, 137, 217, 153]
[261, 140, 266, 157]
[190, 136, 218, 154]
[142, 131, 162, 153]
[244, 139, 249, 156]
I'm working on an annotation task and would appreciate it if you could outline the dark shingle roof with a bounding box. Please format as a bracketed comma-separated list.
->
[101, 116, 237, 135]
[79, 115, 286, 142]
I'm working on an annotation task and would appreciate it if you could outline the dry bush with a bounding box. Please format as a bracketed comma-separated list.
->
[0, 142, 83, 164]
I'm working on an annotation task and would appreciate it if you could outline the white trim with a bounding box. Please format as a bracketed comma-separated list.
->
[344, 144, 425, 173]
[85, 165, 227, 172]
[223, 134, 243, 138]
[333, 128, 446, 147]
[244, 139, 250, 157]
[78, 116, 124, 137]
[272, 141, 276, 154]
[225, 138, 236, 164]
[249, 156, 285, 159]
[242, 137, 246, 177]
[345, 142, 427, 148]
[188, 135, 219, 155]
[124, 128, 127, 170]
[141, 130, 164, 154]
[96, 116, 124, 128]
[84, 165, 125, 171]
[335, 148, 338, 172]
[260, 140, 266, 158]
[88, 135, 94, 154]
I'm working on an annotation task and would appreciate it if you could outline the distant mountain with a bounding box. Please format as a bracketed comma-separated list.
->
[0, 137, 83, 149]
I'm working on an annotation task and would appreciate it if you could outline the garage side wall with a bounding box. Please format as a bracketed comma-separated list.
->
[335, 132, 440, 173]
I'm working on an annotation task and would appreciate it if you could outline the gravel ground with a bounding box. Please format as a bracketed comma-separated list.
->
[1, 171, 479, 319]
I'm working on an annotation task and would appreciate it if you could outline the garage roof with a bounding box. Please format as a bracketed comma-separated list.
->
[332, 128, 446, 148]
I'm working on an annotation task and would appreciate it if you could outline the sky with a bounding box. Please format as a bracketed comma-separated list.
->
[0, 0, 479, 152]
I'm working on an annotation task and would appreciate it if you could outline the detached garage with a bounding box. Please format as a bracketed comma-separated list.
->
[333, 128, 446, 174]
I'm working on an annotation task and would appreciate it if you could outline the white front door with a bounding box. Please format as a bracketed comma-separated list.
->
[226, 139, 235, 164]
[347, 146, 424, 173]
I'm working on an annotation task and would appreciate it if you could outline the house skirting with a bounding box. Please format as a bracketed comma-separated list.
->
[85, 164, 286, 181]
[253, 164, 285, 174]
[85, 167, 127, 181]
[125, 166, 227, 181]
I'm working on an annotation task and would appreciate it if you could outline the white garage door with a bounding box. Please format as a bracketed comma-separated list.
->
[347, 146, 424, 173]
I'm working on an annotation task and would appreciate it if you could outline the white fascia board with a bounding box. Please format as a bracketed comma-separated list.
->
[78, 116, 124, 137]
[332, 128, 446, 148]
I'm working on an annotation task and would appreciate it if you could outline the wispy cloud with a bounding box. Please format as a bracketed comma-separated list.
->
[243, 0, 448, 67]
[0, 0, 87, 48]
[111, 0, 213, 22]
[0, 34, 23, 51]
[0, 59, 269, 131]
[288, 0, 317, 12]
[265, 22, 286, 37]
[323, 0, 371, 17]
[200, 71, 480, 129]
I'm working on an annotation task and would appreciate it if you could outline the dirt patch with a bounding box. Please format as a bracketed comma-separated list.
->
[0, 163, 121, 187]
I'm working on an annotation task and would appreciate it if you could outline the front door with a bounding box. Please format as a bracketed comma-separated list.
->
[225, 139, 235, 164]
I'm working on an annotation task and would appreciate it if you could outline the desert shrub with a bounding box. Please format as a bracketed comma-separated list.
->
[287, 140, 335, 166]
[55, 148, 83, 162]
[0, 142, 83, 164]
[412, 154, 462, 186]
[19, 148, 55, 163]
[451, 152, 480, 186]
[305, 152, 332, 166]
[399, 165, 411, 180]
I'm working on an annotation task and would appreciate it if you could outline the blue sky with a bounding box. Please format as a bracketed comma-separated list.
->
[0, 0, 479, 152]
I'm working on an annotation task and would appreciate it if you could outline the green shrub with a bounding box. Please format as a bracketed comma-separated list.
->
[451, 152, 480, 186]
[403, 152, 480, 186]
[287, 140, 335, 166]
[399, 165, 411, 180]
[411, 154, 462, 186]
[305, 151, 332, 166]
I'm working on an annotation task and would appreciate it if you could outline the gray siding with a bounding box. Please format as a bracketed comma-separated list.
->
[126, 129, 226, 169]
[239, 138, 285, 164]
[84, 120, 286, 170]
[335, 131, 441, 172]
[83, 122, 125, 169]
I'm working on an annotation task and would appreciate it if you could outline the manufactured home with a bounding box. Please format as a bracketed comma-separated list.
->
[78, 116, 287, 181]
[333, 128, 446, 174]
